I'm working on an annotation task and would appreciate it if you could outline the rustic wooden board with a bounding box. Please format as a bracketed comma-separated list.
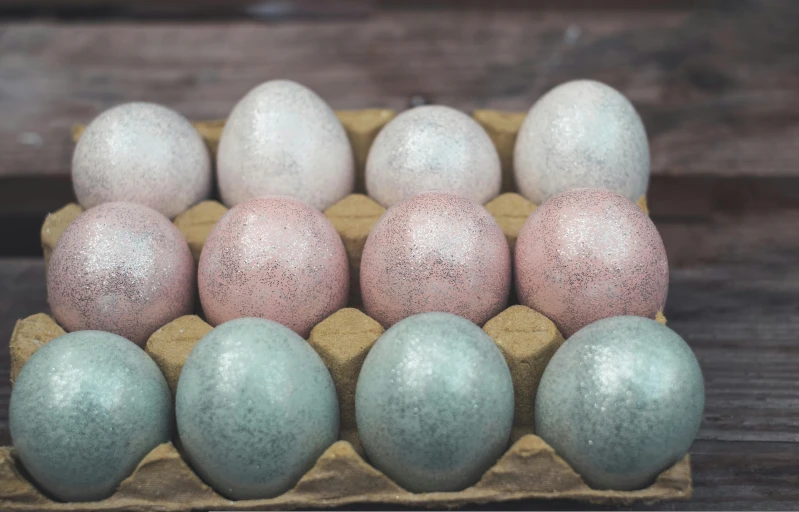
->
[0, 0, 796, 181]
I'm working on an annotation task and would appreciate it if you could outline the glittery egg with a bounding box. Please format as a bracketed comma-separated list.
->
[198, 196, 349, 337]
[536, 316, 704, 490]
[355, 312, 514, 492]
[72, 102, 212, 219]
[217, 80, 355, 211]
[514, 80, 650, 204]
[10, 330, 172, 502]
[515, 188, 668, 338]
[365, 105, 501, 207]
[360, 191, 511, 328]
[176, 318, 338, 499]
[47, 202, 196, 346]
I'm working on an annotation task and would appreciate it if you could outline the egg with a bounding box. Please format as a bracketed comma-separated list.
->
[176, 318, 338, 499]
[536, 316, 704, 490]
[365, 105, 501, 207]
[515, 188, 668, 338]
[360, 191, 511, 328]
[514, 80, 649, 204]
[217, 80, 355, 211]
[10, 330, 172, 502]
[47, 202, 195, 346]
[198, 196, 349, 337]
[356, 312, 513, 492]
[72, 102, 212, 219]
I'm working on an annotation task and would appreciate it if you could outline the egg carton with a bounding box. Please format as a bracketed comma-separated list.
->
[0, 110, 684, 511]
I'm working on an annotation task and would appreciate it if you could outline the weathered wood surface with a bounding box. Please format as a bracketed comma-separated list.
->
[0, 0, 796, 182]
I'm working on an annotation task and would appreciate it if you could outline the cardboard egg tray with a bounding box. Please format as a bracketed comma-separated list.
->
[0, 110, 688, 511]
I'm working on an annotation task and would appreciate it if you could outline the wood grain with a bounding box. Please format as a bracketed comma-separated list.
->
[0, 0, 796, 181]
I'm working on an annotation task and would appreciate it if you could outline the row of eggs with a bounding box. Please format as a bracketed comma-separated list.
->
[11, 312, 703, 502]
[47, 186, 668, 345]
[72, 78, 649, 217]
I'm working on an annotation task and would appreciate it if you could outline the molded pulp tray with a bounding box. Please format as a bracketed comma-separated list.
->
[0, 110, 689, 511]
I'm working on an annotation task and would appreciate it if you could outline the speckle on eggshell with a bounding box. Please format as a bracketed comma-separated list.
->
[72, 102, 212, 219]
[176, 318, 339, 500]
[360, 191, 511, 328]
[514, 188, 668, 338]
[514, 79, 650, 204]
[198, 196, 350, 337]
[365, 105, 501, 207]
[355, 312, 514, 492]
[536, 316, 704, 490]
[47, 202, 196, 346]
[10, 330, 172, 502]
[216, 79, 355, 211]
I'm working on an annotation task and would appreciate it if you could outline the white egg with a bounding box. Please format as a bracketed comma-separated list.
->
[217, 80, 355, 211]
[72, 102, 212, 219]
[365, 105, 501, 207]
[514, 80, 650, 204]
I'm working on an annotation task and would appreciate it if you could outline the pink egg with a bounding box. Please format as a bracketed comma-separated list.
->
[198, 196, 349, 337]
[47, 202, 196, 346]
[515, 188, 669, 338]
[360, 192, 511, 328]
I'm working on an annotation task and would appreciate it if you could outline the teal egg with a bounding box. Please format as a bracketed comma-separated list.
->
[355, 312, 514, 492]
[176, 317, 339, 500]
[535, 316, 704, 490]
[9, 331, 172, 502]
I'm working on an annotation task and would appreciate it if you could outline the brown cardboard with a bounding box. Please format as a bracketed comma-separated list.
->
[41, 204, 83, 273]
[9, 109, 683, 509]
[307, 308, 385, 432]
[172, 200, 228, 263]
[8, 314, 65, 385]
[144, 315, 213, 397]
[483, 305, 564, 441]
[2, 308, 690, 511]
[473, 110, 527, 193]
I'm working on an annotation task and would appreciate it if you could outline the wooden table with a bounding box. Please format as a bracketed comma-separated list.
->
[1, 1, 797, 509]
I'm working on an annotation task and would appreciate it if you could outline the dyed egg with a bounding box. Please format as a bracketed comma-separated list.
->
[536, 316, 704, 490]
[47, 202, 195, 346]
[72, 102, 212, 219]
[198, 196, 349, 337]
[365, 105, 501, 207]
[176, 318, 338, 499]
[10, 330, 172, 502]
[515, 188, 668, 338]
[217, 80, 355, 211]
[356, 312, 513, 492]
[360, 192, 511, 328]
[514, 80, 649, 204]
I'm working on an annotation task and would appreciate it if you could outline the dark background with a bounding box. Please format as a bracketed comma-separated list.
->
[0, 0, 798, 509]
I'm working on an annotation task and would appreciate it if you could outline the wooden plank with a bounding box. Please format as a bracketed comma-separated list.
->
[0, 0, 796, 183]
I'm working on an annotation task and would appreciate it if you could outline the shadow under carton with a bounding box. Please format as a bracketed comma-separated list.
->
[2, 305, 682, 511]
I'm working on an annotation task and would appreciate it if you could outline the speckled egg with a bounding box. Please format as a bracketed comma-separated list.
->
[536, 316, 704, 490]
[72, 102, 212, 219]
[176, 317, 338, 499]
[360, 192, 511, 328]
[10, 330, 172, 502]
[217, 80, 355, 211]
[356, 312, 514, 492]
[198, 196, 349, 337]
[365, 105, 501, 207]
[515, 188, 668, 338]
[514, 80, 650, 204]
[47, 202, 196, 346]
